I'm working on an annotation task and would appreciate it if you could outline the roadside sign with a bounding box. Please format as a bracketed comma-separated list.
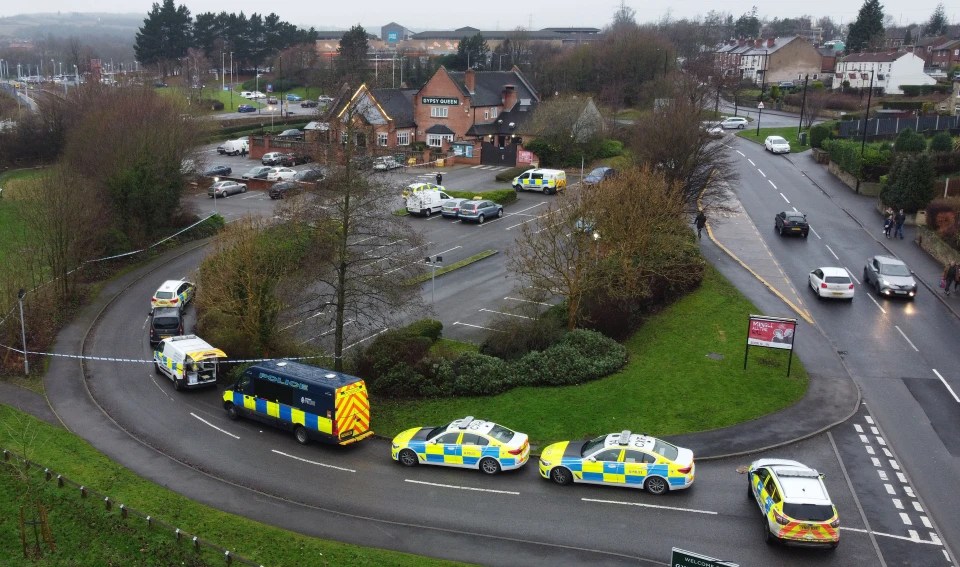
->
[744, 314, 798, 376]
[266, 84, 273, 92]
[671, 548, 739, 567]
[757, 101, 765, 109]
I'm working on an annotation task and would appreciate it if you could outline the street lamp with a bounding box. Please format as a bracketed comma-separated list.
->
[425, 256, 443, 303]
[213, 176, 219, 212]
[269, 105, 275, 130]
[17, 288, 28, 376]
[756, 101, 764, 136]
[497, 53, 507, 71]
[229, 51, 234, 109]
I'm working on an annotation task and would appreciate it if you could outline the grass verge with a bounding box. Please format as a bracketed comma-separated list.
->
[375, 264, 808, 448]
[0, 405, 465, 567]
[406, 250, 498, 284]
[736, 125, 810, 150]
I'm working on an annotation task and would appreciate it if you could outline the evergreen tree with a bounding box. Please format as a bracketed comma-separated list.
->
[903, 26, 913, 45]
[734, 7, 761, 38]
[455, 33, 490, 70]
[894, 128, 925, 152]
[846, 0, 885, 52]
[926, 3, 948, 36]
[881, 153, 935, 213]
[338, 25, 371, 80]
[134, 0, 192, 77]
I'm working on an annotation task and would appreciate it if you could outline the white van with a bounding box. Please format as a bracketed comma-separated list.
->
[239, 91, 253, 99]
[222, 138, 249, 156]
[404, 183, 453, 216]
[512, 169, 567, 194]
[153, 335, 227, 391]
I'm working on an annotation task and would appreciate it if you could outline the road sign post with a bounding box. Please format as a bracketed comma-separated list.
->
[756, 101, 764, 136]
[671, 548, 739, 567]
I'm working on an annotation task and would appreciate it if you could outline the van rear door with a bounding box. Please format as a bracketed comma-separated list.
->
[334, 381, 372, 444]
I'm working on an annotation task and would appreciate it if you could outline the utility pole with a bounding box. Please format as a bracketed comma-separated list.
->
[798, 74, 809, 137]
[855, 70, 874, 194]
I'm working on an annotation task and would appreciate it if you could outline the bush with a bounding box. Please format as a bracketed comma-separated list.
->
[198, 98, 224, 111]
[479, 308, 567, 360]
[354, 327, 433, 385]
[901, 84, 952, 96]
[930, 132, 954, 152]
[448, 352, 514, 396]
[495, 166, 534, 182]
[895, 128, 926, 152]
[822, 138, 893, 181]
[810, 124, 832, 149]
[930, 152, 960, 175]
[595, 139, 624, 159]
[405, 319, 443, 341]
[446, 188, 517, 205]
[881, 153, 936, 213]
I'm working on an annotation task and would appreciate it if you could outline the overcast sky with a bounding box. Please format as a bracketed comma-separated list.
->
[1, 1, 954, 31]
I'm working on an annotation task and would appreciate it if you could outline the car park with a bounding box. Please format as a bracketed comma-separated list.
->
[719, 117, 748, 129]
[266, 167, 297, 181]
[300, 100, 319, 108]
[208, 180, 247, 197]
[203, 165, 232, 177]
[391, 416, 530, 474]
[241, 166, 273, 180]
[286, 93, 302, 102]
[261, 152, 285, 166]
[151, 279, 196, 312]
[268, 180, 303, 200]
[458, 200, 504, 224]
[538, 430, 694, 495]
[764, 135, 791, 154]
[582, 166, 616, 186]
[148, 308, 184, 346]
[747, 458, 839, 549]
[809, 267, 855, 300]
[441, 198, 471, 219]
[863, 255, 917, 299]
[775, 211, 809, 237]
[404, 183, 451, 216]
[237, 104, 256, 113]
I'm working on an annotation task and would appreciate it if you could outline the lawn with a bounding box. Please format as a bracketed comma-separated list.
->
[736, 125, 810, 150]
[0, 406, 465, 567]
[0, 168, 44, 285]
[374, 265, 808, 449]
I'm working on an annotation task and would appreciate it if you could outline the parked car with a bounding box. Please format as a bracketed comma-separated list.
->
[266, 167, 297, 181]
[317, 95, 334, 104]
[764, 136, 791, 154]
[266, 96, 279, 105]
[203, 165, 232, 177]
[457, 200, 504, 224]
[441, 198, 471, 219]
[276, 129, 303, 140]
[863, 255, 917, 299]
[268, 180, 303, 200]
[809, 267, 855, 300]
[239, 91, 253, 98]
[300, 100, 319, 108]
[286, 93, 302, 101]
[373, 156, 402, 171]
[241, 166, 273, 180]
[237, 104, 256, 113]
[249, 91, 266, 99]
[391, 416, 529, 474]
[719, 117, 748, 129]
[149, 307, 184, 346]
[582, 166, 617, 186]
[262, 152, 285, 166]
[151, 279, 196, 312]
[774, 211, 809, 237]
[293, 168, 324, 182]
[279, 153, 311, 166]
[208, 180, 247, 198]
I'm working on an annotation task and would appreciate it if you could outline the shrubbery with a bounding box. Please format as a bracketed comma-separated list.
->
[881, 153, 936, 213]
[930, 132, 954, 153]
[809, 124, 832, 149]
[821, 139, 892, 181]
[901, 84, 952, 96]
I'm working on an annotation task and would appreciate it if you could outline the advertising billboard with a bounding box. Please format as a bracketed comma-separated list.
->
[747, 316, 796, 350]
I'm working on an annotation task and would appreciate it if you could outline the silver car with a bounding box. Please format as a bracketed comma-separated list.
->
[208, 180, 247, 198]
[441, 198, 470, 218]
[863, 255, 917, 299]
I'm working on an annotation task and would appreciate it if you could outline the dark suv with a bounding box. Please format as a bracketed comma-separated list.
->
[149, 307, 184, 346]
[279, 153, 312, 166]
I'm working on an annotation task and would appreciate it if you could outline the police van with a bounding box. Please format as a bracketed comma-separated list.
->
[153, 335, 226, 391]
[223, 360, 373, 446]
[512, 168, 567, 194]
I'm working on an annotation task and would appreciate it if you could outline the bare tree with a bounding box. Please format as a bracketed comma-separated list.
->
[802, 90, 829, 129]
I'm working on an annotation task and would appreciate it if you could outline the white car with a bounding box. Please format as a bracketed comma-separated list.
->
[765, 135, 791, 154]
[249, 91, 266, 99]
[809, 267, 854, 300]
[719, 117, 748, 129]
[266, 167, 297, 181]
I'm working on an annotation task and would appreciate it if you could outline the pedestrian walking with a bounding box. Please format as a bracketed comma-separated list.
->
[436, 172, 443, 186]
[694, 211, 707, 239]
[894, 209, 906, 240]
[944, 263, 958, 296]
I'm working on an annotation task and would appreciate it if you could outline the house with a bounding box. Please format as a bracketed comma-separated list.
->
[713, 39, 755, 77]
[739, 36, 823, 86]
[328, 84, 417, 149]
[835, 52, 935, 94]
[930, 39, 960, 70]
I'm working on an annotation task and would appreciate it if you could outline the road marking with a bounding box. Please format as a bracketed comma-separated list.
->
[871, 457, 881, 467]
[913, 501, 923, 512]
[897, 472, 908, 484]
[883, 447, 892, 458]
[452, 321, 504, 332]
[859, 434, 869, 444]
[893, 499, 903, 510]
[905, 486, 915, 498]
[885, 484, 896, 495]
[878, 470, 888, 481]
[504, 296, 552, 306]
[748, 159, 755, 166]
[867, 294, 887, 314]
[581, 498, 717, 515]
[150, 374, 174, 399]
[505, 216, 543, 230]
[758, 169, 767, 178]
[932, 369, 960, 403]
[480, 308, 532, 319]
[922, 516, 932, 528]
[768, 180, 777, 189]
[191, 413, 240, 439]
[866, 415, 874, 424]
[840, 526, 942, 545]
[845, 267, 860, 285]
[893, 326, 918, 352]
[272, 450, 355, 472]
[870, 426, 879, 435]
[865, 445, 875, 455]
[854, 424, 863, 433]
[343, 329, 389, 352]
[736, 150, 745, 156]
[889, 460, 900, 470]
[780, 192, 790, 203]
[900, 512, 913, 526]
[908, 529, 920, 540]
[876, 436, 886, 446]
[825, 244, 839, 260]
[405, 479, 518, 495]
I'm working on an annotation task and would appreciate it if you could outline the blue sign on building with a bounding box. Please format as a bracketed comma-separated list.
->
[388, 32, 398, 43]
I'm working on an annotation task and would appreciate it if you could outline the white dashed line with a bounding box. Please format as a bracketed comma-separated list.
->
[908, 529, 920, 541]
[581, 498, 717, 515]
[883, 448, 893, 458]
[768, 180, 777, 190]
[885, 484, 896, 495]
[854, 424, 863, 433]
[876, 436, 886, 446]
[748, 159, 756, 166]
[889, 460, 900, 470]
[865, 445, 875, 455]
[905, 486, 915, 498]
[825, 244, 839, 260]
[504, 296, 552, 306]
[893, 326, 919, 352]
[900, 512, 913, 526]
[859, 434, 869, 444]
[272, 450, 356, 473]
[897, 472, 908, 484]
[758, 169, 767, 178]
[878, 470, 888, 481]
[870, 426, 879, 435]
[892, 499, 903, 510]
[405, 479, 519, 495]
[913, 501, 923, 512]
[736, 150, 745, 156]
[479, 308, 533, 319]
[190, 413, 240, 439]
[780, 192, 790, 204]
[845, 267, 861, 284]
[866, 416, 874, 424]
[871, 457, 881, 467]
[932, 368, 960, 403]
[867, 293, 887, 313]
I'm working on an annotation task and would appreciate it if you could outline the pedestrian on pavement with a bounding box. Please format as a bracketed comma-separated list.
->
[944, 263, 958, 296]
[436, 172, 443, 186]
[895, 209, 906, 240]
[694, 211, 707, 239]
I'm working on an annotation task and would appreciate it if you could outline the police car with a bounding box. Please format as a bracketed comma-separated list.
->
[150, 279, 196, 312]
[391, 416, 530, 475]
[538, 430, 695, 495]
[747, 458, 839, 549]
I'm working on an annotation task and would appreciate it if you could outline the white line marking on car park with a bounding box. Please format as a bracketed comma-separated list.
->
[893, 326, 919, 352]
[506, 216, 543, 230]
[748, 159, 755, 166]
[876, 436, 886, 446]
[281, 309, 329, 331]
[780, 193, 790, 204]
[908, 529, 920, 540]
[272, 450, 355, 472]
[882, 447, 892, 458]
[867, 294, 887, 313]
[354, 235, 377, 244]
[845, 267, 860, 284]
[504, 296, 552, 306]
[241, 194, 260, 200]
[865, 415, 874, 424]
[581, 498, 717, 515]
[905, 486, 915, 498]
[840, 526, 942, 545]
[825, 244, 839, 260]
[931, 532, 942, 545]
[769, 180, 777, 190]
[479, 308, 532, 319]
[191, 413, 240, 439]
[893, 499, 903, 509]
[453, 321, 504, 332]
[300, 319, 354, 345]
[343, 328, 389, 352]
[758, 169, 766, 178]
[932, 369, 960, 403]
[405, 479, 519, 495]
[736, 150, 745, 156]
[870, 426, 879, 435]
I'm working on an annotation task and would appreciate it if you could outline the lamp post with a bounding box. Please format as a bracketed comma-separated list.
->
[229, 52, 234, 109]
[213, 177, 219, 212]
[498, 53, 507, 71]
[221, 51, 225, 92]
[425, 256, 443, 303]
[17, 288, 28, 376]
[756, 101, 764, 136]
[855, 69, 875, 194]
[256, 70, 260, 115]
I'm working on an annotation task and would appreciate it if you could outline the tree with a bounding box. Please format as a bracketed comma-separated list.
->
[926, 3, 948, 36]
[903, 26, 913, 45]
[881, 153, 935, 213]
[846, 0, 885, 53]
[930, 131, 953, 152]
[802, 91, 829, 129]
[817, 16, 841, 40]
[134, 0, 192, 78]
[734, 7, 761, 38]
[337, 25, 370, 80]
[523, 95, 604, 166]
[612, 0, 638, 31]
[455, 33, 490, 70]
[894, 128, 926, 152]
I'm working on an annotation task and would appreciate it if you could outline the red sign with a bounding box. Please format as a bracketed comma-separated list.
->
[517, 150, 533, 164]
[747, 316, 796, 350]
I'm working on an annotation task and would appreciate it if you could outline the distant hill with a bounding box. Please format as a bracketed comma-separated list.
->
[0, 12, 143, 40]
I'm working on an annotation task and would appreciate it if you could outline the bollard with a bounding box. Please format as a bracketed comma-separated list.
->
[193, 536, 200, 550]
[146, 515, 152, 527]
[56, 474, 64, 488]
[45, 469, 52, 481]
[104, 497, 112, 511]
[175, 528, 181, 542]
[80, 486, 87, 498]
[224, 550, 232, 565]
[120, 504, 127, 519]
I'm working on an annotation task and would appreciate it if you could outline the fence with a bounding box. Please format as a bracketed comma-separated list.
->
[837, 115, 960, 139]
[2, 448, 264, 567]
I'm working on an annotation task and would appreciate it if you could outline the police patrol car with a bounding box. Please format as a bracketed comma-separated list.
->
[151, 279, 196, 312]
[747, 458, 839, 549]
[391, 416, 530, 475]
[538, 431, 695, 495]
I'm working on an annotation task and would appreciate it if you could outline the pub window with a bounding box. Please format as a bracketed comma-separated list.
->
[377, 132, 388, 146]
[491, 108, 498, 118]
[397, 131, 410, 145]
[430, 106, 448, 118]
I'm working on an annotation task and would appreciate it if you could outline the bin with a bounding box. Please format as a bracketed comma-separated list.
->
[799, 132, 808, 146]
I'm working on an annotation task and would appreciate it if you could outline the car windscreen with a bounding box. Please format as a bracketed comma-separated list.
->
[880, 263, 911, 276]
[825, 276, 851, 284]
[769, 137, 787, 144]
[782, 503, 835, 522]
[155, 291, 174, 299]
[581, 435, 607, 456]
[152, 316, 180, 329]
[651, 439, 679, 461]
[487, 424, 516, 443]
[785, 215, 806, 223]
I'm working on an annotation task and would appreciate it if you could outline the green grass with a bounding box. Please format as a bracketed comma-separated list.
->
[615, 109, 642, 120]
[0, 406, 466, 567]
[374, 265, 808, 449]
[0, 168, 45, 290]
[406, 250, 498, 284]
[736, 125, 809, 149]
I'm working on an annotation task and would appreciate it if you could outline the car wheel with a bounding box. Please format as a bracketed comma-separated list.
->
[645, 476, 669, 495]
[294, 425, 309, 445]
[154, 362, 163, 375]
[172, 378, 181, 391]
[423, 208, 431, 217]
[763, 517, 776, 545]
[802, 231, 809, 238]
[225, 403, 239, 420]
[829, 541, 839, 551]
[479, 457, 501, 475]
[497, 208, 504, 218]
[550, 466, 573, 485]
[747, 478, 755, 500]
[478, 214, 485, 224]
[398, 449, 418, 467]
[514, 184, 522, 192]
[738, 124, 745, 129]
[241, 186, 247, 193]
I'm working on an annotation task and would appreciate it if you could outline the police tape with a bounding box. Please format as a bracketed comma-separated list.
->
[0, 342, 335, 365]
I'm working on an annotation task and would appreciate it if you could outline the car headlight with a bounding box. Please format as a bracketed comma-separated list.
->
[540, 458, 552, 467]
[881, 279, 889, 286]
[391, 443, 400, 449]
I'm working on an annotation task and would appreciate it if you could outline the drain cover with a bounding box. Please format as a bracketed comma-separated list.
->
[706, 352, 725, 361]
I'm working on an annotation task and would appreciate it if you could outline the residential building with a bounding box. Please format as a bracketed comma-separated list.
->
[713, 39, 755, 76]
[835, 51, 935, 94]
[739, 36, 823, 86]
[931, 39, 960, 70]
[329, 84, 417, 149]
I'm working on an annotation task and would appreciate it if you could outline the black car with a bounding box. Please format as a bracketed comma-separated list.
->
[268, 180, 303, 200]
[293, 168, 324, 182]
[582, 166, 617, 186]
[276, 129, 303, 140]
[203, 165, 232, 177]
[300, 100, 319, 108]
[775, 211, 809, 238]
[149, 307, 183, 346]
[279, 153, 312, 166]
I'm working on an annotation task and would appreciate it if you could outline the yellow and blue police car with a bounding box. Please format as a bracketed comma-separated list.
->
[151, 279, 196, 312]
[391, 416, 530, 475]
[747, 458, 839, 549]
[538, 430, 695, 495]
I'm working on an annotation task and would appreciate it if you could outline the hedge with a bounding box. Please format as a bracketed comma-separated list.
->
[821, 138, 893, 181]
[882, 101, 924, 110]
[901, 84, 952, 96]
